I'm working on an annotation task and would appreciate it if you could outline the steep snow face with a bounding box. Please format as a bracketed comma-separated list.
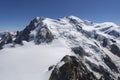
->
[0, 39, 71, 80]
[93, 22, 120, 39]
[0, 16, 120, 80]
[42, 17, 120, 79]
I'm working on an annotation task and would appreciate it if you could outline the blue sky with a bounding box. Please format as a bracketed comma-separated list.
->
[0, 0, 120, 31]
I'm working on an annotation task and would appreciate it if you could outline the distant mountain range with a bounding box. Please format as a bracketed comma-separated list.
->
[0, 16, 120, 80]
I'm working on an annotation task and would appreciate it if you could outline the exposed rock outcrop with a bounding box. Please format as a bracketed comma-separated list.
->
[86, 58, 119, 80]
[103, 54, 119, 73]
[110, 44, 120, 57]
[102, 38, 108, 47]
[14, 17, 54, 45]
[0, 32, 13, 49]
[72, 46, 86, 57]
[49, 55, 98, 80]
[35, 25, 54, 44]
[0, 16, 120, 80]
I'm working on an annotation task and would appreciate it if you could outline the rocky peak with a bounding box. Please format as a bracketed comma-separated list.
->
[0, 16, 120, 80]
[14, 17, 54, 45]
[0, 32, 14, 49]
[49, 55, 98, 80]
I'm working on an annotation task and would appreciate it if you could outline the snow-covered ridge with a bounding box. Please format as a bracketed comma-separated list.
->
[0, 16, 120, 80]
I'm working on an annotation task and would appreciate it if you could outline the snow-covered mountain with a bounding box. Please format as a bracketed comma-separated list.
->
[0, 16, 120, 80]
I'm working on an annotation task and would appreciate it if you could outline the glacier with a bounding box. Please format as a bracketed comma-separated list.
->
[0, 16, 120, 80]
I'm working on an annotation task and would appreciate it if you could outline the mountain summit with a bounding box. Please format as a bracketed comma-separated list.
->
[0, 16, 120, 80]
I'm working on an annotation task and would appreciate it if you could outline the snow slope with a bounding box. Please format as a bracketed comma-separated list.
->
[0, 16, 120, 80]
[0, 39, 71, 80]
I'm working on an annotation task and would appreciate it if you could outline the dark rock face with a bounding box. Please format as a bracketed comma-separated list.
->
[35, 25, 54, 44]
[0, 32, 13, 49]
[110, 44, 120, 57]
[103, 55, 119, 73]
[72, 46, 86, 57]
[107, 30, 120, 37]
[49, 55, 98, 80]
[0, 41, 5, 49]
[14, 17, 41, 44]
[102, 38, 108, 47]
[14, 17, 54, 45]
[49, 53, 119, 80]
[14, 29, 30, 45]
[118, 77, 120, 80]
[80, 29, 109, 48]
[110, 39, 116, 43]
[99, 26, 112, 32]
[98, 65, 114, 80]
[86, 59, 118, 80]
[86, 60, 101, 73]
[68, 17, 81, 26]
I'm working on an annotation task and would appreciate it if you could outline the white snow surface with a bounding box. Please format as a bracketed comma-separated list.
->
[0, 16, 120, 80]
[0, 39, 71, 80]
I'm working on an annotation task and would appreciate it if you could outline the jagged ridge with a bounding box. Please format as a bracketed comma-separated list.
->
[0, 16, 120, 80]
